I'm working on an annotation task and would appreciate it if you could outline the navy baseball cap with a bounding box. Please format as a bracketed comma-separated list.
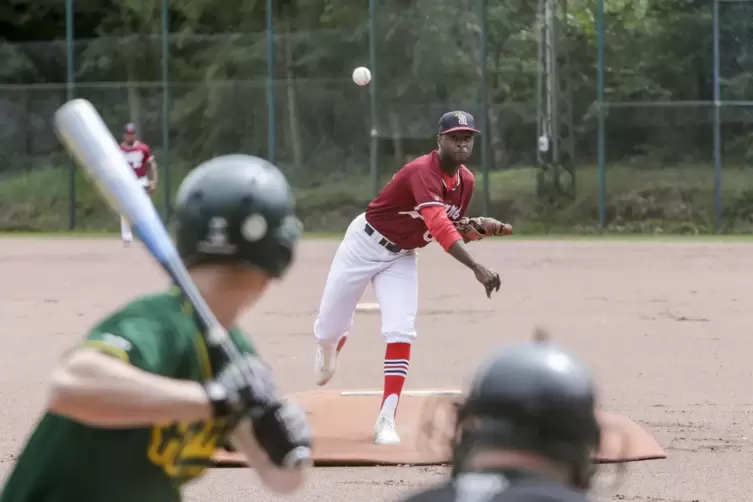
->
[123, 122, 137, 133]
[438, 111, 480, 135]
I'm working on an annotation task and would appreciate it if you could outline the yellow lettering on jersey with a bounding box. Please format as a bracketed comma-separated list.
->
[148, 418, 231, 479]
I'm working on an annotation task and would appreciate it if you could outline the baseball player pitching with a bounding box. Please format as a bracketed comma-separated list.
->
[0, 155, 312, 502]
[313, 111, 512, 445]
[119, 122, 157, 246]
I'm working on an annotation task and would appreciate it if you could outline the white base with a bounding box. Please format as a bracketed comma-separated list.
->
[340, 389, 461, 397]
[356, 302, 380, 312]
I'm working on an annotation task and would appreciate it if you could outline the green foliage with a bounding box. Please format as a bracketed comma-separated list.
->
[3, 0, 753, 233]
[3, 163, 753, 235]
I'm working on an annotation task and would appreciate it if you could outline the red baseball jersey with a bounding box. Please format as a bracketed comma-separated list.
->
[120, 141, 154, 183]
[365, 151, 475, 250]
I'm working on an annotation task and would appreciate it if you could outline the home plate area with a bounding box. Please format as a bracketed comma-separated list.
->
[211, 389, 666, 467]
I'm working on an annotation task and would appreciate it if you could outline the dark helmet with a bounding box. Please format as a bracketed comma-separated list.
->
[173, 154, 302, 278]
[451, 338, 601, 489]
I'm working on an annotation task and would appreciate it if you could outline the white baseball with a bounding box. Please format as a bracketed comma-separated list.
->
[352, 66, 371, 86]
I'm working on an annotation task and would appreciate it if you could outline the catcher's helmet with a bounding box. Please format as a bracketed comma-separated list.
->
[173, 154, 302, 278]
[451, 339, 601, 488]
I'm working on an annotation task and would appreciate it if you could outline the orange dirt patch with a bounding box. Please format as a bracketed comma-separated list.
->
[212, 389, 665, 467]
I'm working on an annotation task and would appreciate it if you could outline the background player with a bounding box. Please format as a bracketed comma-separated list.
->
[401, 331, 603, 501]
[313, 111, 509, 445]
[119, 122, 157, 245]
[0, 155, 311, 502]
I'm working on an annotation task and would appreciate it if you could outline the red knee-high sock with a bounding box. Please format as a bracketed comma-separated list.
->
[380, 342, 411, 419]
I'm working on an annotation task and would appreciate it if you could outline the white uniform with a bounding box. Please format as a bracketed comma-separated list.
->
[313, 213, 417, 445]
[119, 140, 154, 244]
[314, 212, 419, 348]
[120, 177, 150, 243]
[312, 149, 476, 446]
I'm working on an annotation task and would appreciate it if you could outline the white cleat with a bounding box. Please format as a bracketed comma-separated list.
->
[374, 415, 401, 445]
[314, 336, 346, 386]
[314, 346, 336, 386]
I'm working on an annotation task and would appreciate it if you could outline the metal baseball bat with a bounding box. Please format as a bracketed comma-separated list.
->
[55, 99, 314, 473]
[53, 98, 243, 360]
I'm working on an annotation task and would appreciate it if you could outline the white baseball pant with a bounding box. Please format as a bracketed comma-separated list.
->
[120, 177, 150, 242]
[120, 216, 133, 242]
[314, 213, 418, 347]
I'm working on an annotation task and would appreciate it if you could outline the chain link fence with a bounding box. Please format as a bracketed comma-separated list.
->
[2, 1, 753, 233]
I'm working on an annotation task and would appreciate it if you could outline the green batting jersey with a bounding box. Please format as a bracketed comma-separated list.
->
[0, 289, 256, 502]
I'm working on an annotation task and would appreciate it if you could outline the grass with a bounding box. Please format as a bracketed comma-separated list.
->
[3, 161, 753, 234]
[294, 162, 753, 234]
[297, 162, 753, 206]
[4, 232, 753, 243]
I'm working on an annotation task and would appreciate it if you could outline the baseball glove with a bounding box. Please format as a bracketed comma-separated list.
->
[455, 217, 513, 241]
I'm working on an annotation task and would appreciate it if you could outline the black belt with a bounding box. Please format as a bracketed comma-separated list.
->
[364, 223, 401, 253]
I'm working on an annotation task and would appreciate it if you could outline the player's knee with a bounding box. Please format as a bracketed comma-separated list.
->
[380, 313, 417, 344]
[382, 329, 416, 345]
[314, 317, 351, 345]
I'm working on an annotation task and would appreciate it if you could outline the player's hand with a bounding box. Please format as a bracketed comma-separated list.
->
[146, 182, 156, 195]
[472, 263, 501, 298]
[249, 398, 314, 470]
[203, 354, 278, 420]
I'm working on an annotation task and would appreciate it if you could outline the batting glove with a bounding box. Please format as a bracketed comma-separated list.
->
[203, 354, 278, 420]
[250, 398, 314, 470]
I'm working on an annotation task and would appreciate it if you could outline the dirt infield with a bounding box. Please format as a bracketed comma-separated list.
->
[1, 237, 752, 501]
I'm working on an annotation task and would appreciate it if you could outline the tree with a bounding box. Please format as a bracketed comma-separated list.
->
[0, 0, 743, 178]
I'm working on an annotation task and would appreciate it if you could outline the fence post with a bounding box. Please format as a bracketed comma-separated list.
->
[66, 0, 76, 231]
[479, 0, 491, 216]
[161, 0, 171, 221]
[368, 0, 379, 197]
[596, 0, 606, 231]
[266, 0, 277, 165]
[712, 0, 723, 233]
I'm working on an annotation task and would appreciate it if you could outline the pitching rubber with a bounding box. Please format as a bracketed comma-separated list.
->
[340, 389, 461, 397]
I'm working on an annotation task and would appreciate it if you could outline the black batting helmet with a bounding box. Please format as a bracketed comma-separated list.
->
[451, 337, 601, 488]
[173, 154, 302, 278]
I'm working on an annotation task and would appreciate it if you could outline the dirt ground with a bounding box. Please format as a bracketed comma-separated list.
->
[1, 237, 752, 502]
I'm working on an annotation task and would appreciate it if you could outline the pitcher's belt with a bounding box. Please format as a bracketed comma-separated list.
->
[364, 223, 401, 253]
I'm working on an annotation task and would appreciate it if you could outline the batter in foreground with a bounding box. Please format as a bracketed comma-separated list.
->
[313, 111, 512, 445]
[401, 333, 603, 502]
[0, 155, 311, 502]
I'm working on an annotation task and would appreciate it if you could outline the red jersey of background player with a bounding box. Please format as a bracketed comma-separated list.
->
[120, 140, 153, 180]
[366, 150, 475, 250]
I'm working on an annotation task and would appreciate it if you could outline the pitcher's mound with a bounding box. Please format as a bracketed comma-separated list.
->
[212, 389, 666, 467]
